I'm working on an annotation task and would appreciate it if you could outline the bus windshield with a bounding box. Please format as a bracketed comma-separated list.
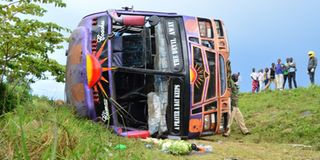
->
[111, 16, 184, 72]
[109, 16, 186, 132]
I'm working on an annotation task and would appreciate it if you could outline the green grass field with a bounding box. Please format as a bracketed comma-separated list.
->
[239, 85, 320, 148]
[1, 86, 320, 159]
[0, 97, 175, 160]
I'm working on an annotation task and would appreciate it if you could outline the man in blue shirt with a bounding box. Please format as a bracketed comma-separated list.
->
[275, 58, 284, 90]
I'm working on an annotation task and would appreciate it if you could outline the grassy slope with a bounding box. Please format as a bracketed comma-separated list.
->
[0, 97, 178, 160]
[1, 86, 320, 159]
[240, 86, 320, 147]
[191, 86, 320, 159]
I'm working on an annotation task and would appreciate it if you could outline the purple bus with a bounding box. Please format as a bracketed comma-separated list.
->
[65, 8, 232, 139]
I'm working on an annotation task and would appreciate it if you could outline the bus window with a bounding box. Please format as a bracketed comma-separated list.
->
[214, 20, 224, 37]
[204, 114, 211, 130]
[219, 55, 227, 95]
[204, 101, 217, 111]
[189, 37, 199, 44]
[191, 107, 202, 115]
[201, 40, 214, 49]
[206, 51, 216, 99]
[198, 19, 213, 38]
[193, 46, 205, 104]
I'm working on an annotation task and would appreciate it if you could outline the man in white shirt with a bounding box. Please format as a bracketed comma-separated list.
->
[257, 69, 264, 92]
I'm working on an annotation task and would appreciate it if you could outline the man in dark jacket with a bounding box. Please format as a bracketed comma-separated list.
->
[223, 73, 250, 137]
[269, 63, 277, 89]
[307, 51, 318, 84]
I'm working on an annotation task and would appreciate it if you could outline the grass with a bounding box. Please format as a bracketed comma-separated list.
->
[186, 140, 320, 160]
[186, 85, 320, 159]
[1, 86, 320, 159]
[233, 85, 320, 149]
[0, 97, 177, 160]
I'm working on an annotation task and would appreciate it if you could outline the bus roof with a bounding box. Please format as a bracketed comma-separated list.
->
[83, 9, 178, 19]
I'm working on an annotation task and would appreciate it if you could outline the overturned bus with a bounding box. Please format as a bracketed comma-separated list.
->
[65, 9, 232, 139]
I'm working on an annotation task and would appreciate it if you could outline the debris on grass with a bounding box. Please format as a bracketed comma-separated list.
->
[291, 144, 312, 149]
[114, 144, 127, 150]
[141, 138, 213, 155]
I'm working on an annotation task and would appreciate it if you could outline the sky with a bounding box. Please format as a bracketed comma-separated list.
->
[27, 0, 320, 99]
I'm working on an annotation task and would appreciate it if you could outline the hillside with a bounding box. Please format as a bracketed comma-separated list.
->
[240, 86, 320, 148]
[1, 86, 320, 159]
[0, 97, 176, 160]
[195, 86, 320, 159]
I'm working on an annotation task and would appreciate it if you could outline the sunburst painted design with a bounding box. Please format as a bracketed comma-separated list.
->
[86, 54, 101, 87]
[86, 40, 115, 99]
[193, 64, 204, 88]
[190, 67, 197, 84]
[100, 57, 108, 64]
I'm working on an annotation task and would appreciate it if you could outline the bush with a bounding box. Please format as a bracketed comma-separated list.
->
[0, 83, 31, 115]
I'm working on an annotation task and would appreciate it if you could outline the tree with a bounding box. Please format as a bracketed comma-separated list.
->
[0, 0, 69, 85]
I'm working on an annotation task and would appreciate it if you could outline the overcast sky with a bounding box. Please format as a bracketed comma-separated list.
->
[27, 0, 320, 99]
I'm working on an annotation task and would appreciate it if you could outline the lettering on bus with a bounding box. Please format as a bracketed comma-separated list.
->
[170, 38, 180, 67]
[173, 84, 180, 131]
[97, 20, 106, 42]
[166, 20, 183, 72]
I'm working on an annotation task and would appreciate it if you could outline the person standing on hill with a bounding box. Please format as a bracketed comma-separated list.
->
[269, 63, 277, 90]
[283, 58, 290, 89]
[223, 73, 250, 137]
[250, 68, 259, 93]
[257, 69, 264, 92]
[308, 51, 317, 85]
[275, 59, 284, 90]
[288, 57, 297, 89]
[263, 67, 271, 90]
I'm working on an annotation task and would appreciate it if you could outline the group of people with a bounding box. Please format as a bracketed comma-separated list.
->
[223, 51, 318, 137]
[250, 57, 297, 92]
[250, 51, 318, 93]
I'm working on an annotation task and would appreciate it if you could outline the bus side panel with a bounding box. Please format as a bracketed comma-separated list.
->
[167, 78, 184, 136]
[165, 17, 190, 138]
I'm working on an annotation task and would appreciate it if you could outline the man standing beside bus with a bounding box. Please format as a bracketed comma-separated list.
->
[307, 51, 318, 85]
[223, 73, 250, 137]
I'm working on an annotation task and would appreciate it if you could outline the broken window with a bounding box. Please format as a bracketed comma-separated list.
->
[110, 16, 185, 134]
